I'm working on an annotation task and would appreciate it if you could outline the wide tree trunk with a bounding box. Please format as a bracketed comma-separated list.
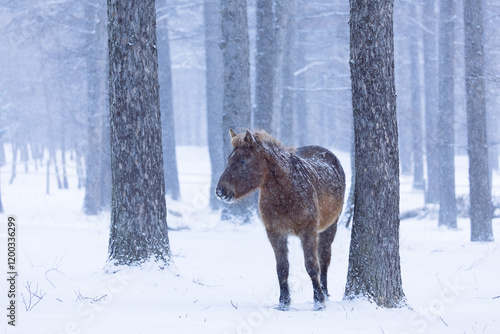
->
[204, 0, 224, 210]
[344, 0, 406, 308]
[437, 0, 457, 229]
[107, 0, 170, 267]
[464, 0, 494, 242]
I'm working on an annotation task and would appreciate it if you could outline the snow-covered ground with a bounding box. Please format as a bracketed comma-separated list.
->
[1, 146, 499, 334]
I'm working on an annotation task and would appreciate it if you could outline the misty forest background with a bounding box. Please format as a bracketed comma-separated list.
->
[0, 0, 499, 219]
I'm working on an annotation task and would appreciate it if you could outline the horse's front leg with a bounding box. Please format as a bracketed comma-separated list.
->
[266, 229, 290, 310]
[299, 230, 326, 310]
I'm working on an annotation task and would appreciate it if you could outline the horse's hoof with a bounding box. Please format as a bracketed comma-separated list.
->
[275, 303, 290, 311]
[313, 301, 326, 311]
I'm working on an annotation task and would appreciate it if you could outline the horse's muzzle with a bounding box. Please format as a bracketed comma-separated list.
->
[216, 186, 235, 203]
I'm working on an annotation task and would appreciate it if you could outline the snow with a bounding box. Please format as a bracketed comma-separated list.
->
[1, 146, 499, 334]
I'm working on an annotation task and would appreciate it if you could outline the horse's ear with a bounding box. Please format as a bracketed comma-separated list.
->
[229, 128, 237, 138]
[244, 129, 254, 145]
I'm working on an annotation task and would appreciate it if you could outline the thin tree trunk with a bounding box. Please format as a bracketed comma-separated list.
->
[46, 159, 50, 195]
[204, 0, 224, 210]
[0, 141, 5, 167]
[278, 0, 295, 146]
[61, 130, 68, 189]
[83, 0, 108, 214]
[408, 1, 424, 190]
[76, 148, 84, 189]
[51, 150, 62, 189]
[254, 0, 275, 132]
[157, 3, 180, 201]
[20, 143, 29, 173]
[0, 167, 3, 213]
[437, 0, 457, 228]
[345, 0, 406, 308]
[340, 140, 355, 228]
[423, 0, 439, 204]
[295, 31, 307, 147]
[464, 0, 494, 242]
[9, 142, 17, 184]
[220, 0, 255, 223]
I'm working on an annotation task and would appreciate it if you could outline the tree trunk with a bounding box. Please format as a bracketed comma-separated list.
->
[0, 168, 3, 213]
[254, 0, 275, 132]
[83, 0, 109, 215]
[157, 5, 180, 201]
[464, 0, 494, 242]
[61, 129, 69, 189]
[9, 142, 17, 184]
[408, 1, 424, 190]
[295, 31, 307, 147]
[345, 0, 406, 308]
[220, 0, 255, 223]
[437, 0, 457, 228]
[107, 0, 171, 267]
[340, 140, 355, 228]
[204, 0, 224, 210]
[278, 0, 295, 146]
[423, 0, 439, 204]
[0, 141, 5, 167]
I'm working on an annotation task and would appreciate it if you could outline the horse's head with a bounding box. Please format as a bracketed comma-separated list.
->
[216, 129, 266, 203]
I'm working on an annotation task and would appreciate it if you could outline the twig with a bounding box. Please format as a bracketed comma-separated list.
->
[21, 281, 46, 311]
[230, 300, 238, 310]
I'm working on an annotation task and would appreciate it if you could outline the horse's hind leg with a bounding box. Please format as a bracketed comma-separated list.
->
[299, 231, 325, 308]
[318, 220, 338, 297]
[266, 230, 290, 310]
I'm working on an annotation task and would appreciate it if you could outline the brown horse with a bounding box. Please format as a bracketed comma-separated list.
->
[216, 129, 345, 310]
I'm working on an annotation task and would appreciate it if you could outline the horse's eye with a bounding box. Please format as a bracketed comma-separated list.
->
[239, 160, 247, 164]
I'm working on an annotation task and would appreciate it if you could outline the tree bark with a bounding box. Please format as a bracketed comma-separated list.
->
[220, 0, 255, 223]
[345, 0, 406, 308]
[107, 0, 171, 267]
[278, 0, 295, 146]
[254, 0, 275, 132]
[204, 0, 224, 210]
[437, 0, 457, 228]
[464, 0, 494, 242]
[84, 0, 109, 215]
[157, 5, 180, 201]
[408, 1, 424, 190]
[423, 0, 439, 204]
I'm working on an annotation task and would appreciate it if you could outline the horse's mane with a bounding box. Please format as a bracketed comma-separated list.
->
[231, 130, 295, 154]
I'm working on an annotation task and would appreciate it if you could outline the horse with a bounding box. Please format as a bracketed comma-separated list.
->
[216, 129, 346, 310]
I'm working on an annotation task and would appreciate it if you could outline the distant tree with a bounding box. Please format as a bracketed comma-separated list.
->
[254, 0, 275, 132]
[83, 0, 109, 215]
[344, 0, 406, 308]
[340, 141, 354, 228]
[294, 31, 308, 147]
[464, 0, 494, 242]
[423, 0, 439, 204]
[203, 0, 224, 210]
[278, 0, 295, 145]
[408, 1, 424, 190]
[437, 0, 457, 228]
[0, 169, 3, 213]
[220, 0, 255, 223]
[107, 0, 171, 266]
[157, 3, 180, 201]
